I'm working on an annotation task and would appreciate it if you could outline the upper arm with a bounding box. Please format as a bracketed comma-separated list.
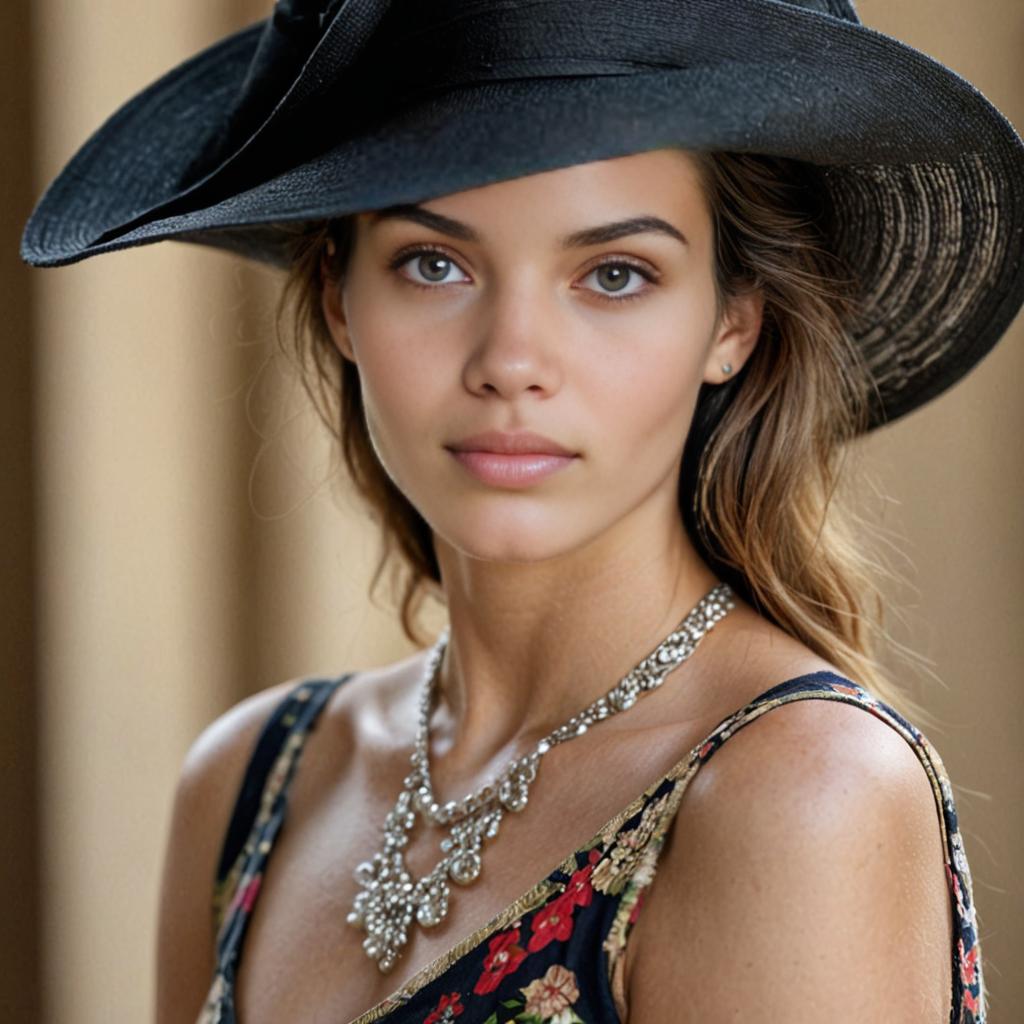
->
[153, 680, 298, 1024]
[626, 699, 954, 1023]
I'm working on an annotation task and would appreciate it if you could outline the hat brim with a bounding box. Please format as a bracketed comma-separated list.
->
[21, 0, 1024, 432]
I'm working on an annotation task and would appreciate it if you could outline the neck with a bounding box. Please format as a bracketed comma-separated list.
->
[427, 504, 724, 780]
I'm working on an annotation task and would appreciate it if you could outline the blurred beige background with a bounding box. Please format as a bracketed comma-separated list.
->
[2, 1, 1021, 1021]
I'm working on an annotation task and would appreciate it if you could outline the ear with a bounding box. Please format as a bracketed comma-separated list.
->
[703, 287, 764, 385]
[319, 241, 356, 363]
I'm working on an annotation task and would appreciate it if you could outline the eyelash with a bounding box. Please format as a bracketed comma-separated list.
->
[387, 244, 659, 304]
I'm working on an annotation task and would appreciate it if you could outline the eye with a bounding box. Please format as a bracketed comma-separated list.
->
[390, 246, 471, 289]
[388, 246, 658, 304]
[577, 260, 657, 303]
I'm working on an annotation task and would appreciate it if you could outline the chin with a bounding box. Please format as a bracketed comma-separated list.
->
[433, 514, 599, 567]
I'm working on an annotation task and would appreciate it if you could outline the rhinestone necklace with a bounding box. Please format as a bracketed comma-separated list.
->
[346, 580, 735, 972]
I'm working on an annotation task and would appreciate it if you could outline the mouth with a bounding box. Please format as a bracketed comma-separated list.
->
[446, 429, 577, 457]
[445, 448, 578, 489]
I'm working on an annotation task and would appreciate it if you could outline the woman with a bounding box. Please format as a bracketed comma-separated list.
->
[23, 2, 1018, 1022]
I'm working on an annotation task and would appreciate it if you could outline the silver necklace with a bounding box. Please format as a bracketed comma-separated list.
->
[346, 580, 735, 972]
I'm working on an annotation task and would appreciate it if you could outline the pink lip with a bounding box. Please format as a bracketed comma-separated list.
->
[448, 450, 577, 488]
[447, 430, 576, 457]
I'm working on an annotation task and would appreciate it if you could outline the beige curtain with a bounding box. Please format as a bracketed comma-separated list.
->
[4, 0, 1021, 1020]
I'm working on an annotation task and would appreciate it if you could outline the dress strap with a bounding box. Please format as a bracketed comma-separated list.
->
[210, 675, 353, 955]
[602, 672, 986, 1023]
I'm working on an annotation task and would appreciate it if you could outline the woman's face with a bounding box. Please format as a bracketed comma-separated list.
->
[322, 148, 762, 565]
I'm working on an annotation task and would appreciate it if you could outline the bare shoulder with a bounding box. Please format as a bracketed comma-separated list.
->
[626, 686, 954, 1022]
[183, 678, 301, 782]
[152, 655, 424, 1022]
[153, 676, 313, 1024]
[176, 657, 407, 786]
[172, 675, 320, 838]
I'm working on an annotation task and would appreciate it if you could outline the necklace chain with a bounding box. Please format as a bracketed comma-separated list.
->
[346, 581, 735, 972]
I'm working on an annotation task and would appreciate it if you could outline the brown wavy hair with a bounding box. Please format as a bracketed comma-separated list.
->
[271, 150, 935, 727]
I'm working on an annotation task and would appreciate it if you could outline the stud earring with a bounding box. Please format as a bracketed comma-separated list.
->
[721, 363, 733, 375]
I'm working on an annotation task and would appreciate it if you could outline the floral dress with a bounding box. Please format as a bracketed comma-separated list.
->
[196, 671, 986, 1024]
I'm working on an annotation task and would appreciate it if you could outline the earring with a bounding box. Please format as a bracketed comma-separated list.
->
[721, 363, 733, 375]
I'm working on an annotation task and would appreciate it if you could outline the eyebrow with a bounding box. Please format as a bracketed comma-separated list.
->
[368, 204, 688, 249]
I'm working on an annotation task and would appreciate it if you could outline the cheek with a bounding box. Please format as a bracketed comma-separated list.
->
[359, 340, 429, 426]
[586, 301, 714, 458]
[340, 288, 447, 461]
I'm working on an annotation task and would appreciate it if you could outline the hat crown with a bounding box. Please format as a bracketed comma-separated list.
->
[235, 0, 865, 134]
[191, 0, 863, 188]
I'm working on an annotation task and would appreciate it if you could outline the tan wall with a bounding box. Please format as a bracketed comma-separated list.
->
[5, 1, 1020, 1020]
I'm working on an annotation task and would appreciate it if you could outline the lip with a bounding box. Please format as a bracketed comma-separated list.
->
[447, 449, 577, 488]
[447, 430, 577, 457]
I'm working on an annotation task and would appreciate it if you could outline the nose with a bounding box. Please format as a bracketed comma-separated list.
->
[461, 278, 564, 401]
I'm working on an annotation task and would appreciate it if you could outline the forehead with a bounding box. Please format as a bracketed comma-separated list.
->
[360, 147, 711, 245]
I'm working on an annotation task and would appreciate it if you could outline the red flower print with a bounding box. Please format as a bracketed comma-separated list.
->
[424, 991, 464, 1023]
[959, 937, 978, 987]
[228, 868, 262, 917]
[963, 986, 980, 1015]
[562, 861, 596, 909]
[698, 740, 714, 759]
[473, 928, 528, 995]
[951, 871, 966, 912]
[239, 873, 262, 914]
[527, 892, 577, 953]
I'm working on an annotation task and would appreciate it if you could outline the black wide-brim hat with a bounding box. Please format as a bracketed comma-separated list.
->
[21, 0, 1024, 432]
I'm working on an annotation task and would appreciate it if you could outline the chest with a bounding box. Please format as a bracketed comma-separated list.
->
[232, 806, 556, 1022]
[226, 722, 700, 1024]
